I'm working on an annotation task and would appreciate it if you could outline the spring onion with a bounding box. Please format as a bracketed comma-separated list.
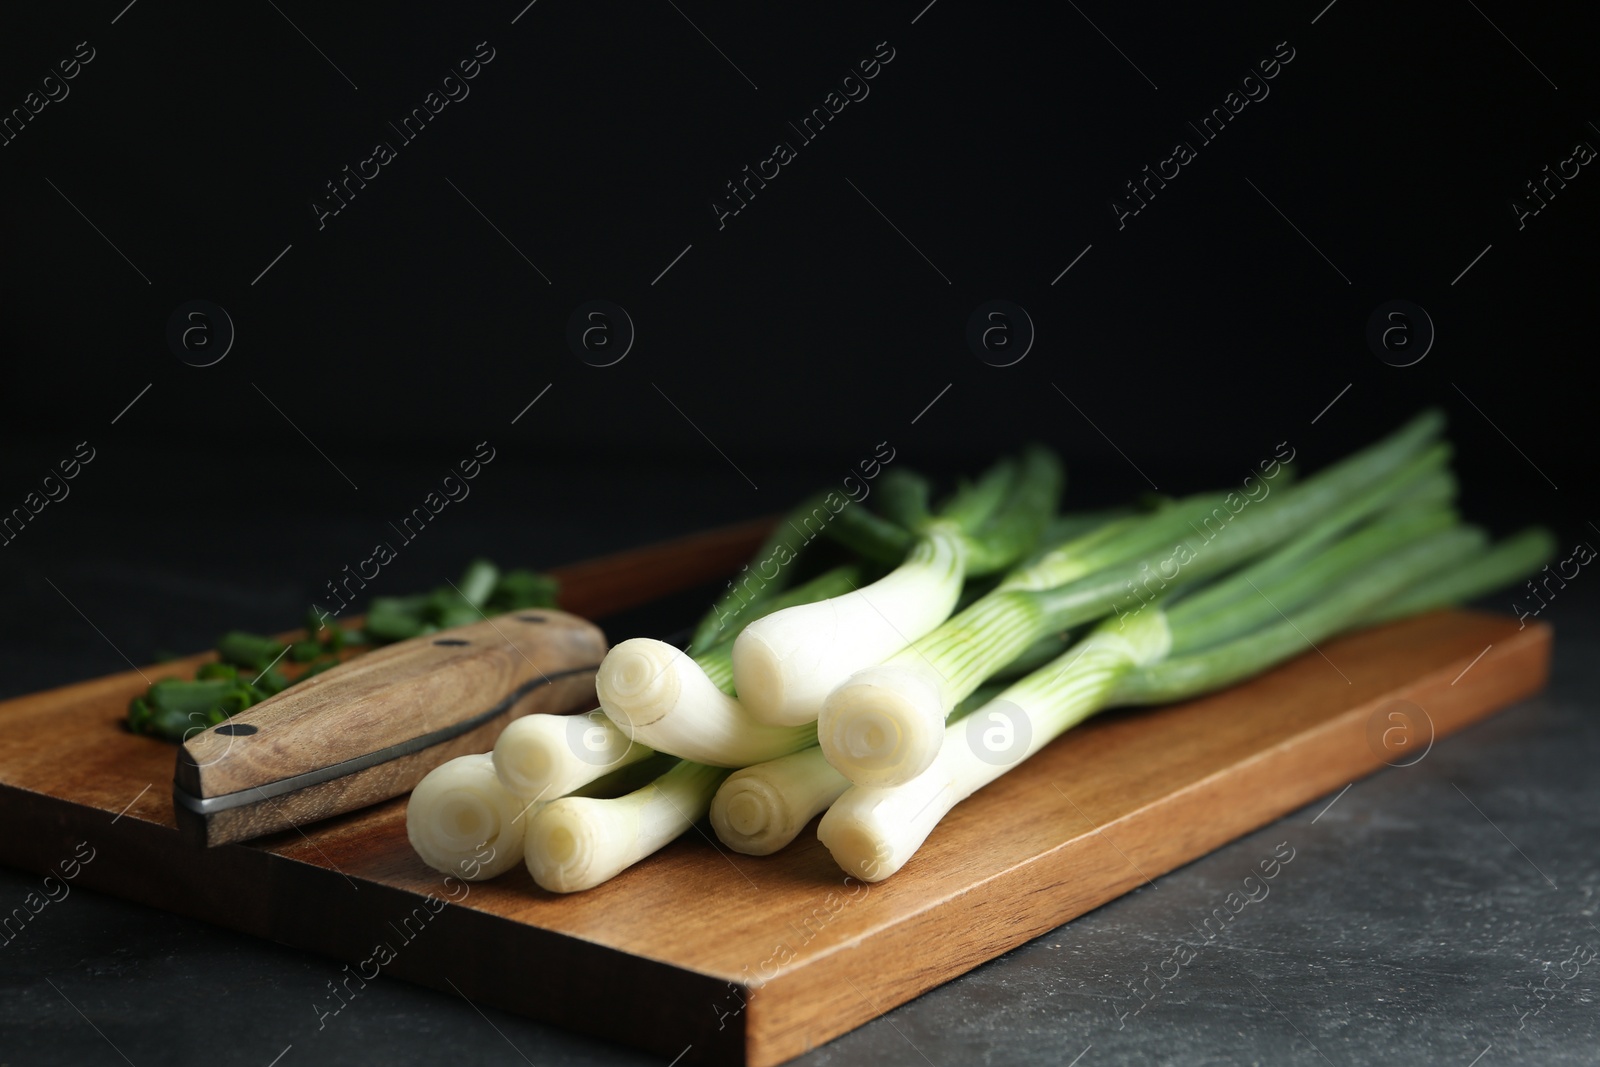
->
[1357, 527, 1556, 626]
[364, 559, 556, 641]
[819, 611, 1175, 881]
[406, 753, 532, 880]
[735, 447, 1063, 726]
[709, 747, 844, 857]
[709, 684, 1000, 856]
[817, 411, 1445, 787]
[686, 494, 828, 655]
[1110, 528, 1498, 705]
[734, 528, 968, 726]
[410, 750, 675, 880]
[1166, 444, 1452, 630]
[524, 761, 730, 893]
[401, 412, 1550, 893]
[811, 492, 1259, 786]
[492, 710, 654, 801]
[499, 565, 865, 801]
[819, 509, 1518, 881]
[1160, 505, 1461, 654]
[597, 640, 816, 765]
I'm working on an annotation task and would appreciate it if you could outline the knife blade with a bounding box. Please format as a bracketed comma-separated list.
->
[173, 608, 607, 847]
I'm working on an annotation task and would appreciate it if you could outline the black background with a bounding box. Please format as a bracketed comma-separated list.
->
[1, 0, 1595, 669]
[3, 6, 1600, 1066]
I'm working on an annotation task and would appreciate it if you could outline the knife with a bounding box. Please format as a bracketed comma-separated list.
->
[173, 608, 607, 847]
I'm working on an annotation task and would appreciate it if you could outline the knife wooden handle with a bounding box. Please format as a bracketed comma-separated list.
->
[174, 608, 607, 847]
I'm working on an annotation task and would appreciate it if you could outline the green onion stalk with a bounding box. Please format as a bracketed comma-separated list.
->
[686, 494, 833, 655]
[819, 609, 1176, 881]
[709, 684, 1003, 856]
[1356, 527, 1555, 627]
[819, 511, 1549, 882]
[409, 751, 671, 881]
[408, 754, 531, 880]
[524, 760, 732, 893]
[1117, 528, 1556, 705]
[501, 459, 1047, 800]
[817, 411, 1449, 788]
[703, 510, 1194, 860]
[497, 566, 863, 803]
[516, 450, 1060, 891]
[735, 447, 1065, 727]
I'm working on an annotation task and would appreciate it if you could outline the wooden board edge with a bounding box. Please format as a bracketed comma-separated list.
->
[738, 618, 1553, 1066]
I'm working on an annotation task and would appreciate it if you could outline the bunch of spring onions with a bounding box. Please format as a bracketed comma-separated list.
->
[409, 447, 1065, 889]
[405, 414, 1554, 892]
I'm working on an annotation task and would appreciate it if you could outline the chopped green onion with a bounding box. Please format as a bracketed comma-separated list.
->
[365, 594, 435, 642]
[129, 558, 559, 741]
[486, 569, 561, 612]
[456, 559, 500, 608]
[215, 631, 287, 671]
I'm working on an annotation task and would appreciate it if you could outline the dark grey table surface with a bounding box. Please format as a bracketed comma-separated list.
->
[1, 453, 1595, 1067]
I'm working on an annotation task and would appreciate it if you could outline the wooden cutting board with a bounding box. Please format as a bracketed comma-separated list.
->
[0, 519, 1552, 1066]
